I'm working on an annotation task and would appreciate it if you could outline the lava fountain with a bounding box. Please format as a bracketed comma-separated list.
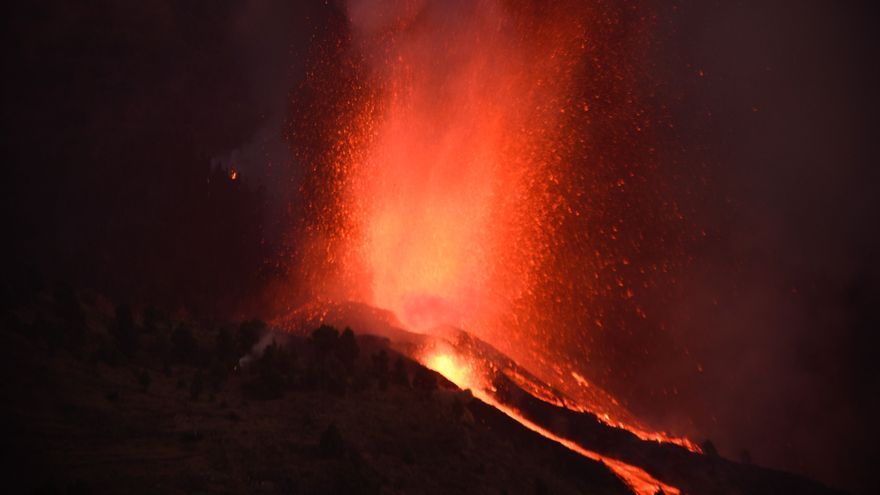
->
[293, 0, 586, 335]
[288, 0, 697, 492]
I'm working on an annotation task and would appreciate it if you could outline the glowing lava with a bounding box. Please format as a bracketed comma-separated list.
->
[419, 349, 679, 495]
[345, 1, 580, 340]
[289, 0, 698, 491]
[423, 352, 472, 390]
[292, 0, 587, 340]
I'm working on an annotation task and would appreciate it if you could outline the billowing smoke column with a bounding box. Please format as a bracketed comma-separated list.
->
[289, 0, 696, 444]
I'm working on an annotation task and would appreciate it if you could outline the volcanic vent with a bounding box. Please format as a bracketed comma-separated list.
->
[281, 1, 847, 494]
[290, 0, 690, 449]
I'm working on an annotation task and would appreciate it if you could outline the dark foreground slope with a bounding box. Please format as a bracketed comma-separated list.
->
[283, 302, 849, 495]
[0, 288, 628, 495]
[0, 287, 849, 494]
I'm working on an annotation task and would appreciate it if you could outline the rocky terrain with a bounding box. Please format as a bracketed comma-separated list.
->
[0, 285, 846, 494]
[1, 286, 629, 495]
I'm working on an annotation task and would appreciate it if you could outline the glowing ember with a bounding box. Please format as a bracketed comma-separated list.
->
[292, 0, 590, 346]
[289, 0, 698, 489]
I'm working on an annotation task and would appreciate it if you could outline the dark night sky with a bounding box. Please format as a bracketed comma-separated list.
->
[645, 1, 880, 490]
[4, 1, 879, 492]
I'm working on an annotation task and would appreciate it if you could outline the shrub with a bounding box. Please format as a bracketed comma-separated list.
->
[310, 325, 339, 355]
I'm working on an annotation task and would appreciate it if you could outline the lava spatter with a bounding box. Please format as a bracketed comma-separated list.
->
[287, 0, 697, 490]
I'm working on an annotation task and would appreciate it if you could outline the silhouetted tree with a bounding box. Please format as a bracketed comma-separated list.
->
[337, 327, 359, 371]
[311, 325, 339, 356]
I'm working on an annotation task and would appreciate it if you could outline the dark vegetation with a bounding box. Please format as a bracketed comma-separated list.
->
[0, 284, 633, 495]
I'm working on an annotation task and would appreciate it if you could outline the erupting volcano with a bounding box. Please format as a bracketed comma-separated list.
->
[287, 1, 700, 493]
[5, 0, 873, 493]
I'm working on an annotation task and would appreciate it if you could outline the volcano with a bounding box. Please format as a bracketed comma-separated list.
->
[276, 301, 843, 495]
[2, 291, 845, 495]
[5, 0, 876, 493]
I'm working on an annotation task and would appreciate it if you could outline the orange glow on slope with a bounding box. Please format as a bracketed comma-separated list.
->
[502, 365, 700, 452]
[419, 349, 680, 495]
[487, 400, 681, 495]
[289, 0, 700, 468]
[424, 352, 473, 390]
